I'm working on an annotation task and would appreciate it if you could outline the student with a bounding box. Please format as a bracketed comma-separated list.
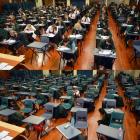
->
[69, 12, 76, 19]
[98, 27, 112, 37]
[8, 30, 21, 54]
[81, 15, 91, 23]
[46, 23, 58, 35]
[24, 24, 36, 33]
[64, 14, 70, 21]
[74, 8, 80, 15]
[74, 20, 83, 32]
[99, 38, 114, 50]
[73, 86, 80, 98]
[55, 17, 65, 27]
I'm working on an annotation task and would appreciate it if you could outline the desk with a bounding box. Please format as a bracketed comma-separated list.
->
[22, 99, 37, 103]
[60, 96, 72, 100]
[0, 109, 16, 116]
[27, 41, 48, 64]
[94, 49, 116, 69]
[56, 123, 81, 140]
[0, 53, 25, 70]
[0, 121, 25, 138]
[22, 115, 45, 125]
[15, 92, 36, 96]
[104, 108, 124, 115]
[96, 124, 124, 140]
[44, 102, 60, 118]
[69, 34, 83, 40]
[57, 46, 77, 69]
[71, 107, 87, 113]
[44, 102, 60, 108]
[132, 40, 140, 61]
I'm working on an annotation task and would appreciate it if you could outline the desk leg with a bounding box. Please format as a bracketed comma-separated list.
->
[97, 133, 100, 140]
[61, 136, 64, 140]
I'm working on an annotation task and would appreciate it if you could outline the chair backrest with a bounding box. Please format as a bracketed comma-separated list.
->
[106, 100, 116, 108]
[40, 36, 49, 43]
[45, 104, 53, 114]
[1, 97, 8, 106]
[76, 110, 87, 122]
[24, 100, 33, 108]
[67, 90, 73, 97]
[111, 111, 124, 123]
[106, 94, 115, 99]
[76, 98, 84, 107]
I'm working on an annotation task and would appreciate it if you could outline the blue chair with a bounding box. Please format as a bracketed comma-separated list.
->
[0, 97, 8, 110]
[105, 100, 116, 108]
[76, 98, 84, 108]
[42, 104, 53, 120]
[74, 110, 88, 135]
[132, 40, 140, 63]
[109, 111, 124, 129]
[21, 100, 34, 114]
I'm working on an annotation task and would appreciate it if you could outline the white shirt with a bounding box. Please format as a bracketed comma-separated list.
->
[74, 10, 80, 15]
[81, 17, 91, 23]
[69, 13, 76, 19]
[24, 25, 36, 33]
[46, 25, 58, 35]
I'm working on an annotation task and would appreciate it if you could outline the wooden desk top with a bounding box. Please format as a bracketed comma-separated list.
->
[0, 121, 25, 138]
[0, 53, 25, 67]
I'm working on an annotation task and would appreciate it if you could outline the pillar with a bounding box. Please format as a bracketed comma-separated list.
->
[93, 70, 97, 76]
[35, 0, 43, 7]
[74, 70, 77, 76]
[67, 0, 71, 6]
[43, 70, 50, 76]
[86, 0, 90, 5]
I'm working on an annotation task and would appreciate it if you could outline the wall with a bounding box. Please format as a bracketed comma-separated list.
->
[107, 0, 130, 5]
[44, 0, 53, 6]
[0, 0, 9, 12]
[70, 0, 86, 8]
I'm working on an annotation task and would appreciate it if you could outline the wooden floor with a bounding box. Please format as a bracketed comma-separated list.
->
[27, 80, 140, 140]
[0, 11, 140, 70]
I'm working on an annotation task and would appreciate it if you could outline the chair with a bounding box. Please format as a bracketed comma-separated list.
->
[132, 40, 140, 63]
[42, 104, 53, 120]
[74, 110, 88, 135]
[67, 90, 74, 97]
[76, 98, 84, 108]
[0, 97, 8, 110]
[21, 100, 34, 114]
[36, 94, 47, 106]
[105, 100, 116, 108]
[109, 111, 124, 129]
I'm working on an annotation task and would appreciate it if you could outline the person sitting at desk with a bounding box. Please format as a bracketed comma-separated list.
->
[64, 14, 70, 21]
[69, 12, 76, 19]
[74, 20, 83, 32]
[74, 8, 80, 15]
[73, 86, 80, 98]
[126, 16, 133, 25]
[130, 5, 137, 16]
[99, 37, 114, 50]
[46, 23, 58, 36]
[98, 21, 108, 28]
[24, 24, 36, 33]
[132, 23, 140, 33]
[55, 17, 65, 27]
[81, 15, 91, 23]
[98, 27, 112, 37]
[125, 23, 140, 46]
[8, 30, 21, 55]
